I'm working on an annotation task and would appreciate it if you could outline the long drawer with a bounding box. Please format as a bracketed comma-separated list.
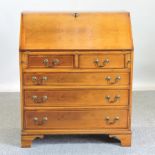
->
[24, 72, 129, 86]
[24, 89, 128, 107]
[24, 109, 128, 129]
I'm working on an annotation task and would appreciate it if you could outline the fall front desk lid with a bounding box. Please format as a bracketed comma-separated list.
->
[20, 12, 133, 51]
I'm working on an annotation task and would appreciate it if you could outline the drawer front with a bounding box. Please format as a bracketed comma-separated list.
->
[24, 109, 128, 129]
[24, 72, 129, 86]
[28, 55, 74, 68]
[24, 90, 128, 107]
[79, 54, 124, 69]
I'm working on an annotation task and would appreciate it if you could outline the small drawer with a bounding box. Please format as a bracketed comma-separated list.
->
[79, 54, 125, 69]
[24, 109, 128, 129]
[24, 72, 129, 86]
[28, 55, 74, 68]
[24, 90, 128, 107]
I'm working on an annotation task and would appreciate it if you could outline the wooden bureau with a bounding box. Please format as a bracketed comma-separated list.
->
[19, 12, 134, 147]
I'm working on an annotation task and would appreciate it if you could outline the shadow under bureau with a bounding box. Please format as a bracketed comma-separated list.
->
[19, 12, 134, 147]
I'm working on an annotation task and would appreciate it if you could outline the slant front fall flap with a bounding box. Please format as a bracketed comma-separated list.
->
[20, 12, 133, 50]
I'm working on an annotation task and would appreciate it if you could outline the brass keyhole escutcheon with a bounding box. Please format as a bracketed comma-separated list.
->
[74, 13, 79, 18]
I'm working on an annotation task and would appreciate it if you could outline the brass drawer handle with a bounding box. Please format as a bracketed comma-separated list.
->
[105, 95, 120, 103]
[94, 58, 109, 68]
[32, 95, 48, 103]
[32, 76, 37, 81]
[32, 76, 48, 85]
[105, 116, 119, 124]
[33, 116, 48, 125]
[43, 58, 60, 67]
[105, 76, 121, 84]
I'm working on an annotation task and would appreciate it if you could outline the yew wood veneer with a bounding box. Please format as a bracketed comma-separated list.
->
[19, 12, 134, 147]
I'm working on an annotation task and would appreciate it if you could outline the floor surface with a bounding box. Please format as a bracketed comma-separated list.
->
[0, 91, 155, 155]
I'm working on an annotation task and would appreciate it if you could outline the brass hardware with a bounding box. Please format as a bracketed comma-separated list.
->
[105, 76, 121, 84]
[33, 116, 48, 125]
[94, 58, 109, 68]
[32, 95, 37, 100]
[105, 95, 120, 103]
[32, 76, 37, 81]
[74, 12, 79, 18]
[32, 95, 48, 103]
[43, 95, 48, 100]
[33, 117, 38, 122]
[43, 59, 49, 66]
[52, 59, 60, 65]
[105, 116, 119, 124]
[43, 58, 60, 67]
[42, 116, 48, 122]
[42, 76, 48, 81]
[32, 76, 48, 85]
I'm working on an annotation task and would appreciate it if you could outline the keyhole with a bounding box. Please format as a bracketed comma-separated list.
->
[74, 13, 79, 18]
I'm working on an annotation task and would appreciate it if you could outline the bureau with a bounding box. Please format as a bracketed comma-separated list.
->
[19, 12, 134, 147]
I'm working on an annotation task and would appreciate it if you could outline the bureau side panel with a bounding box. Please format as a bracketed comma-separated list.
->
[20, 52, 27, 130]
[129, 51, 133, 130]
[19, 52, 24, 130]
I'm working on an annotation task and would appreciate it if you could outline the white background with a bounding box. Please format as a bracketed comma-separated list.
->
[0, 0, 154, 92]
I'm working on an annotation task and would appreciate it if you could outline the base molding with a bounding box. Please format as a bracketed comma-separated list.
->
[21, 132, 132, 148]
